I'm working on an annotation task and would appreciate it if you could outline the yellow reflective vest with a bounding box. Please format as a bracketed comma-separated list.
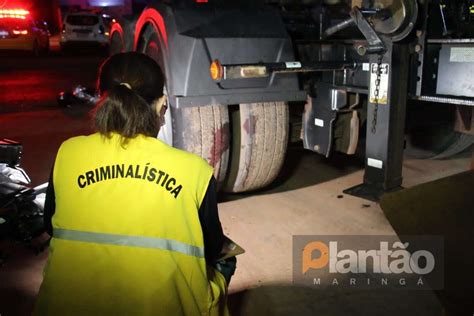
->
[34, 132, 228, 316]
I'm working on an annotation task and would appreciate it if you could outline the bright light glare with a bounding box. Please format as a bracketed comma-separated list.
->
[88, 0, 124, 6]
[0, 9, 29, 19]
[13, 29, 28, 35]
[0, 9, 30, 15]
[0, 14, 26, 19]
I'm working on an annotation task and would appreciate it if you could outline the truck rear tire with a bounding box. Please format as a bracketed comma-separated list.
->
[140, 26, 230, 186]
[172, 105, 230, 187]
[223, 102, 289, 193]
[405, 103, 474, 159]
[430, 133, 474, 159]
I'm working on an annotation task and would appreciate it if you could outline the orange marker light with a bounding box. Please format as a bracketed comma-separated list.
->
[210, 60, 223, 81]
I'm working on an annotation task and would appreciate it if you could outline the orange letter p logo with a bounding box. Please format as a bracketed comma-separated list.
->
[302, 241, 329, 274]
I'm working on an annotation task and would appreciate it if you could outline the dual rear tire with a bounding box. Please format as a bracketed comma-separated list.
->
[172, 102, 289, 193]
[137, 26, 289, 192]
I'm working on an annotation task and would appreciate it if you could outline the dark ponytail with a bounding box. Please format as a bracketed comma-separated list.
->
[93, 52, 165, 143]
[93, 84, 158, 140]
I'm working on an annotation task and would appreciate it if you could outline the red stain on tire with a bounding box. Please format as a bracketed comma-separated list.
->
[242, 115, 257, 135]
[209, 122, 230, 167]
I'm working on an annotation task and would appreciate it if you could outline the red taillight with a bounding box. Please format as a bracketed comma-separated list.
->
[13, 30, 28, 35]
[196, 0, 209, 3]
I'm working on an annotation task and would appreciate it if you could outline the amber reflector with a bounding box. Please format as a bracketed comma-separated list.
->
[210, 60, 223, 81]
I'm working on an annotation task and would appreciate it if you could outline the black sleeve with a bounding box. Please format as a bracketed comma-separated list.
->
[198, 176, 224, 264]
[43, 171, 55, 236]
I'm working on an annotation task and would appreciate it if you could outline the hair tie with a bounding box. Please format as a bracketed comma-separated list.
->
[120, 82, 132, 90]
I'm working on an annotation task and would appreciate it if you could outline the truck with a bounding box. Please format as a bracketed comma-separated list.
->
[108, 0, 474, 200]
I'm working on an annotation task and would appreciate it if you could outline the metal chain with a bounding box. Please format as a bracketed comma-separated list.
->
[371, 54, 384, 134]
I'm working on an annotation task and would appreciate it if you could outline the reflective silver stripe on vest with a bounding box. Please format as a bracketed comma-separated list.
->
[54, 228, 204, 258]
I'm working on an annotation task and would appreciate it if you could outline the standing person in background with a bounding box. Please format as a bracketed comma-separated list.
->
[35, 52, 233, 315]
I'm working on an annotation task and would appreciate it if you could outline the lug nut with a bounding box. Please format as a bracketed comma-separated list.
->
[356, 45, 367, 56]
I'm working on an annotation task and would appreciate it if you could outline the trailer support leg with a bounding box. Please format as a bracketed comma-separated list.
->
[344, 41, 409, 201]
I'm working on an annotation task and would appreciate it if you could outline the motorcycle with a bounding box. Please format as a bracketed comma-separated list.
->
[0, 139, 47, 264]
[57, 85, 99, 108]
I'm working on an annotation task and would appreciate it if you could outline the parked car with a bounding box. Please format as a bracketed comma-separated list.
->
[0, 9, 50, 56]
[60, 12, 109, 49]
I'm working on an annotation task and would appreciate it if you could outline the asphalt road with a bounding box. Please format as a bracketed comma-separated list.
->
[0, 50, 107, 185]
[0, 50, 105, 113]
